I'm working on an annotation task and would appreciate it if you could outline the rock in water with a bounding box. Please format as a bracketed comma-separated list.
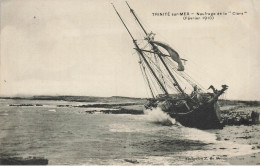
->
[251, 111, 259, 124]
[0, 156, 48, 165]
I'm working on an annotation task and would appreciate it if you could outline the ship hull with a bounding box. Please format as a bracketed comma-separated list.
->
[170, 102, 223, 130]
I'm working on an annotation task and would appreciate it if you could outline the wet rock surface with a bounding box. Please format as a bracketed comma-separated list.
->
[220, 106, 260, 126]
[0, 155, 48, 165]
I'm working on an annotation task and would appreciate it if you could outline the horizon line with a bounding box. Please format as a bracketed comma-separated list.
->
[0, 95, 259, 102]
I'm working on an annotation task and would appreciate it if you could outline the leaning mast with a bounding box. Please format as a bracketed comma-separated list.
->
[125, 2, 186, 96]
[111, 4, 169, 96]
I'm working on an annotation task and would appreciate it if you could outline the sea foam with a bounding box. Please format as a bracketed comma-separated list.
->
[144, 107, 176, 126]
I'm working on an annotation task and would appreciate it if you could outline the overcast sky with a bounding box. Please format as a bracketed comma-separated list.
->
[0, 0, 260, 100]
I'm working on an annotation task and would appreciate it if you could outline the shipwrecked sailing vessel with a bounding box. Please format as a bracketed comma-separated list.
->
[112, 3, 228, 129]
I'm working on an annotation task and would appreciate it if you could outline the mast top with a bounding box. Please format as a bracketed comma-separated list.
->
[125, 1, 148, 36]
[111, 3, 135, 41]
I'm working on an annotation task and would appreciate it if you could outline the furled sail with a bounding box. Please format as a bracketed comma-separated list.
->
[150, 41, 184, 71]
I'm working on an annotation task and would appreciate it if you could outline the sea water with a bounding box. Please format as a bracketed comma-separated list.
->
[0, 99, 259, 164]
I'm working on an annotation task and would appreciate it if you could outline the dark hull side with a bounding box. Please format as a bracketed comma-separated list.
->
[169, 102, 223, 130]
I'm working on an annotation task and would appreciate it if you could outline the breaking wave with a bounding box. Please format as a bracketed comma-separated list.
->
[144, 107, 176, 126]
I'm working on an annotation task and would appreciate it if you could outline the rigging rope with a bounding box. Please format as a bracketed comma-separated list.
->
[146, 66, 162, 96]
[164, 57, 207, 92]
[145, 53, 181, 93]
[139, 58, 154, 98]
[165, 58, 196, 88]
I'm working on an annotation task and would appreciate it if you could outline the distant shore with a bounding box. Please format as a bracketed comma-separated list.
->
[1, 95, 259, 106]
[0, 95, 147, 102]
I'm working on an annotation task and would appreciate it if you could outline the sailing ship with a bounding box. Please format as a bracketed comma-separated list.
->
[112, 2, 228, 130]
